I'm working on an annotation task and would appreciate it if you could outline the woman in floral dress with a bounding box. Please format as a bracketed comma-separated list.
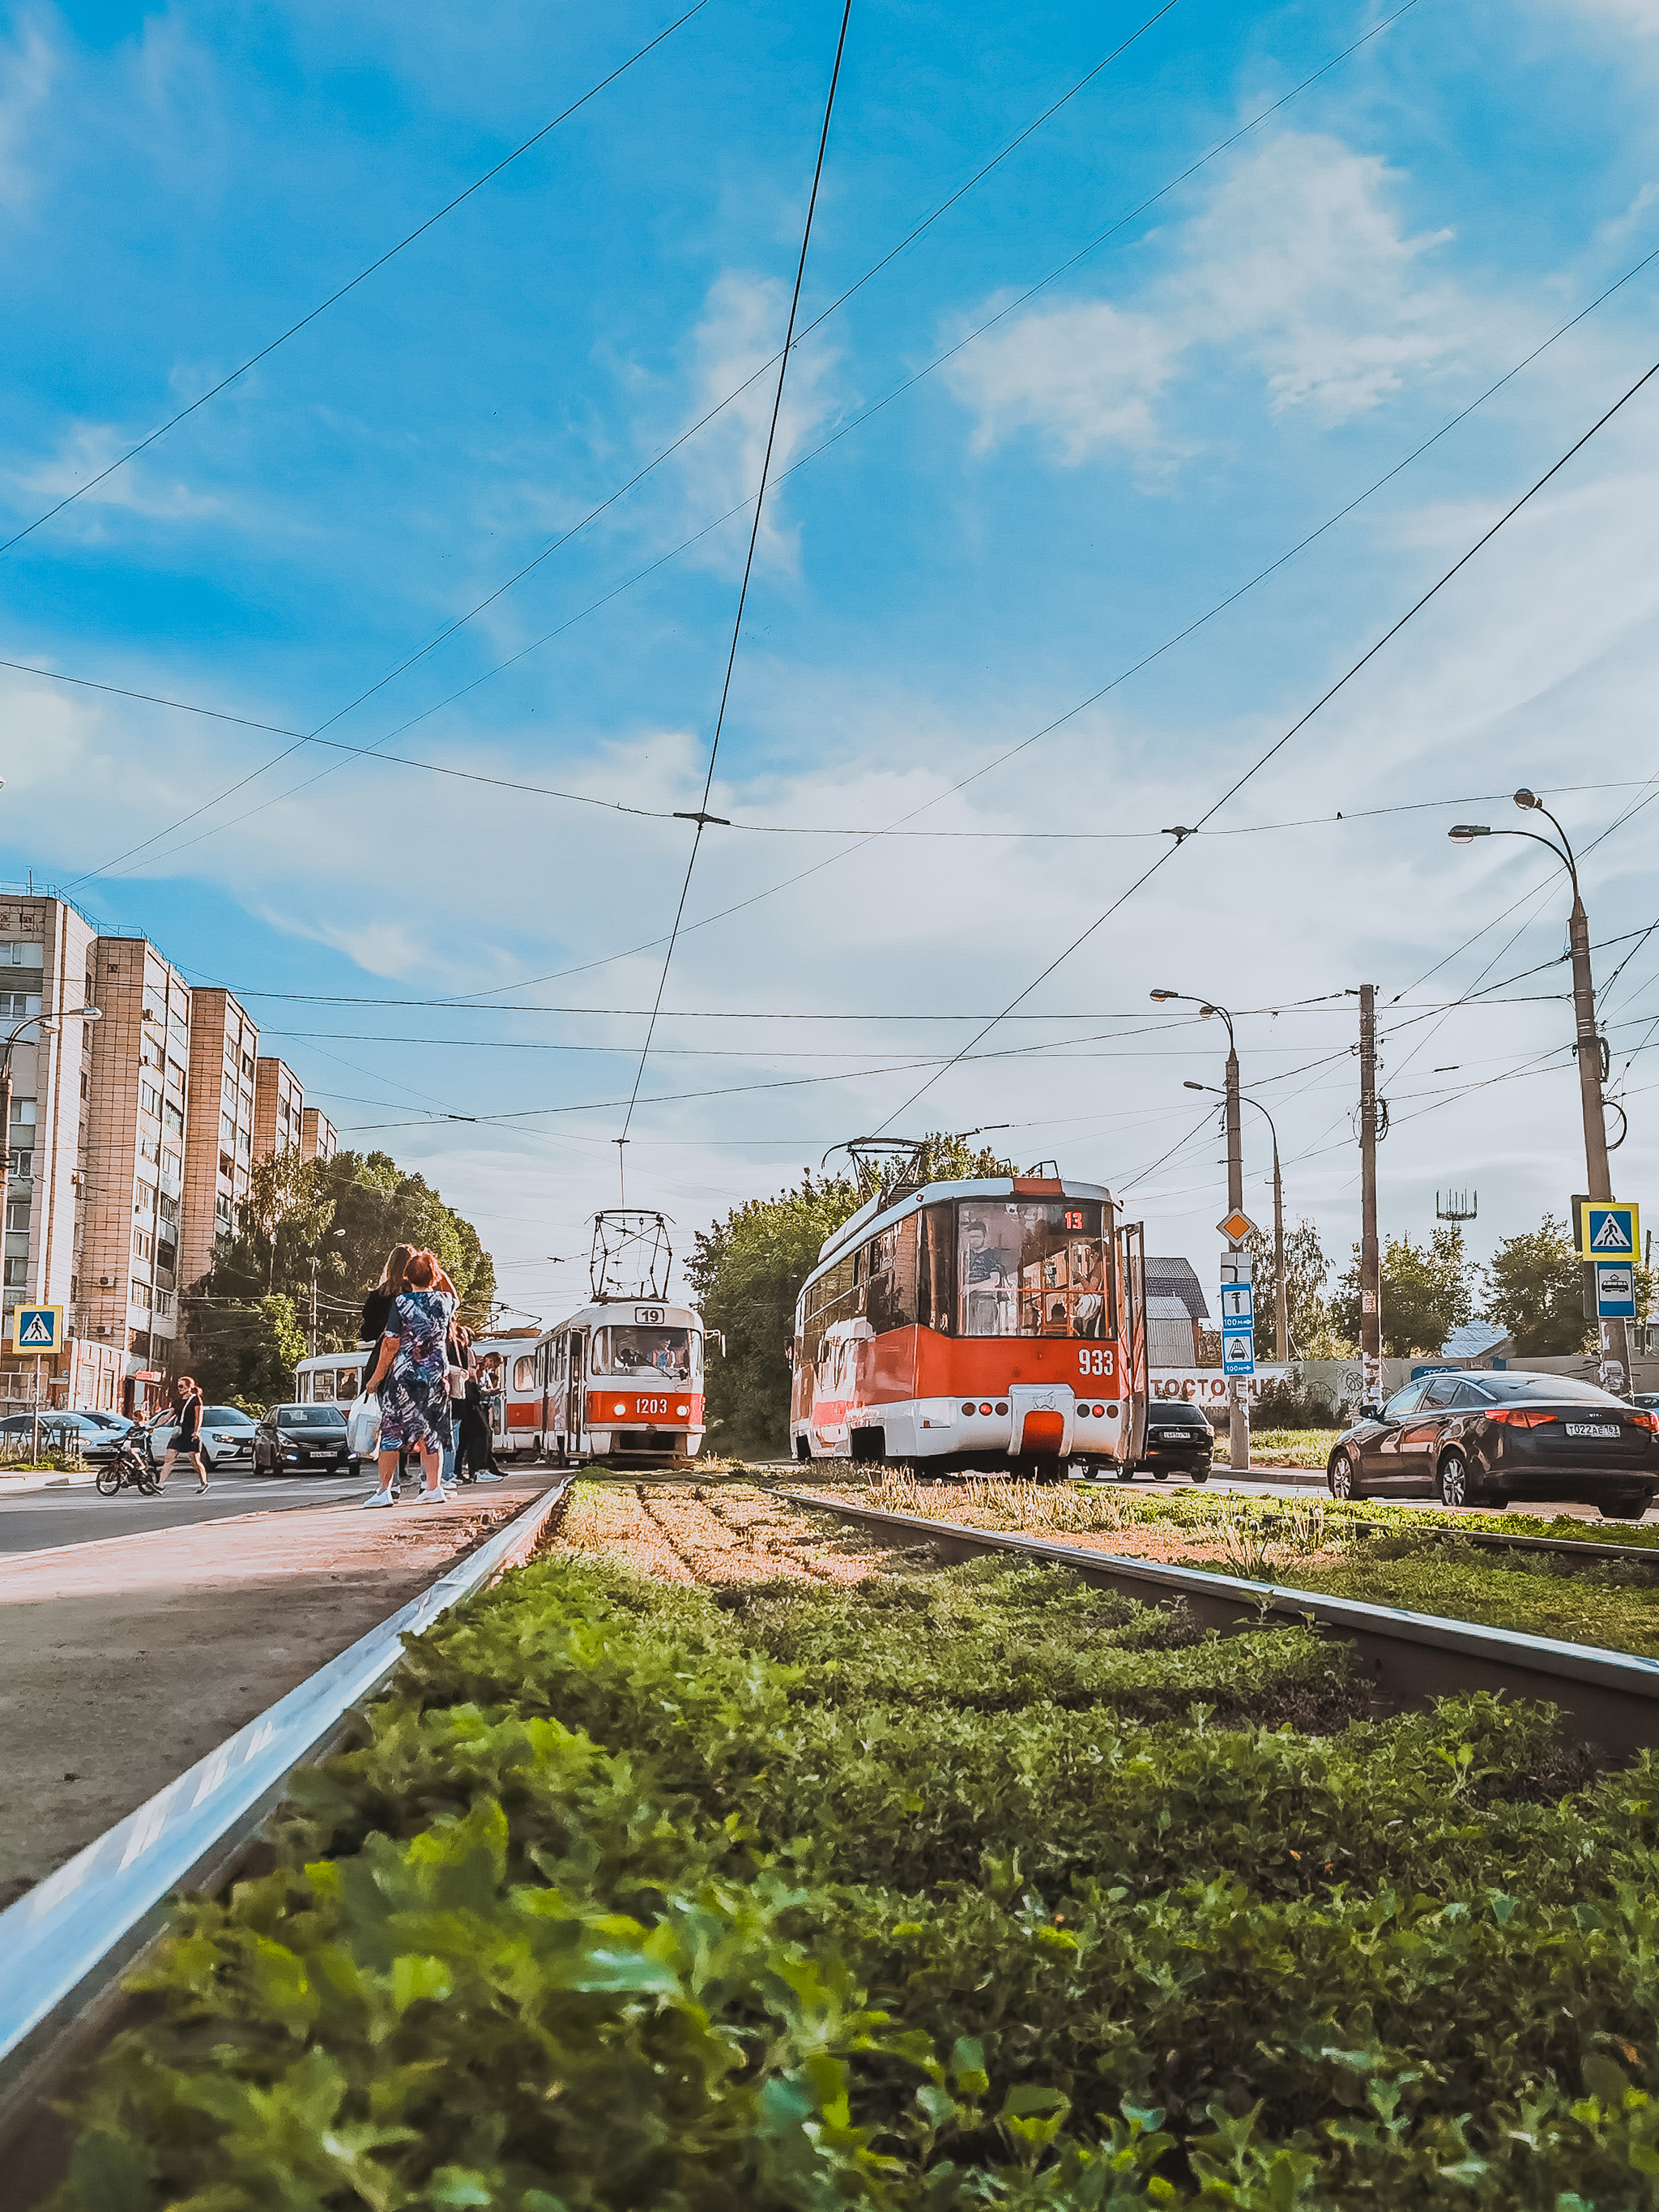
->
[360, 1248, 457, 1508]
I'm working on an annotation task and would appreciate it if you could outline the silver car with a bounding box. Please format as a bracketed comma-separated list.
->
[0, 1409, 129, 1462]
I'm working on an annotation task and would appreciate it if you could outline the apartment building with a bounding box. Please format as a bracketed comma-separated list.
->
[253, 1055, 305, 1161]
[180, 988, 261, 1297]
[301, 1107, 337, 1164]
[0, 894, 97, 1349]
[0, 889, 341, 1409]
[79, 933, 194, 1376]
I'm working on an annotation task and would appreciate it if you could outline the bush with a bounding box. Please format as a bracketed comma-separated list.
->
[56, 1551, 1659, 2210]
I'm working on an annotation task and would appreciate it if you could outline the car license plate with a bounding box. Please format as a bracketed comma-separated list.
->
[1565, 1423, 1622, 1438]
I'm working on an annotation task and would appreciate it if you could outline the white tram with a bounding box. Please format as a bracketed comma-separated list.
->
[293, 1328, 546, 1463]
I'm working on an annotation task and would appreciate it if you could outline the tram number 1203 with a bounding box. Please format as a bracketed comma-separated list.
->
[1077, 1347, 1115, 1377]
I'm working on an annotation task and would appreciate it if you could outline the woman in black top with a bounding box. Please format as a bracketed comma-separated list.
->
[360, 1244, 414, 1347]
[159, 1374, 207, 1493]
[453, 1326, 504, 1482]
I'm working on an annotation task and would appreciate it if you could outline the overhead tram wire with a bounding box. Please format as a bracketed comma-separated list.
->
[0, 3, 713, 560]
[41, 201, 1659, 902]
[866, 348, 1659, 1138]
[44, 0, 1417, 892]
[617, 0, 854, 1159]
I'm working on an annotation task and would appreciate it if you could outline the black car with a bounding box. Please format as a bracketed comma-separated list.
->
[1129, 1399, 1214, 1482]
[253, 1403, 353, 1476]
[1327, 1369, 1659, 1518]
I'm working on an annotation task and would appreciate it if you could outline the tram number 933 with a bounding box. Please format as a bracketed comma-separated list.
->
[1077, 1348, 1115, 1377]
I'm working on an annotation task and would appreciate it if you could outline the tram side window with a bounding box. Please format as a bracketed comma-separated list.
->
[800, 1253, 859, 1376]
[864, 1214, 919, 1334]
[918, 1203, 955, 1332]
[957, 1200, 1108, 1338]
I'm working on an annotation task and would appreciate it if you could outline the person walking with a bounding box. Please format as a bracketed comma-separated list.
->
[441, 1314, 467, 1485]
[454, 1328, 505, 1482]
[157, 1374, 208, 1494]
[360, 1249, 456, 1507]
[360, 1244, 414, 1489]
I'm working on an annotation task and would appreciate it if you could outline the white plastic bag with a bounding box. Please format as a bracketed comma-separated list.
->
[346, 1392, 382, 1459]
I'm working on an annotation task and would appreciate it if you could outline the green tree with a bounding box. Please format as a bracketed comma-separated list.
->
[1330, 1226, 1472, 1356]
[182, 1294, 306, 1411]
[684, 1133, 1022, 1455]
[1242, 1216, 1333, 1360]
[184, 1148, 497, 1383]
[1481, 1213, 1595, 1355]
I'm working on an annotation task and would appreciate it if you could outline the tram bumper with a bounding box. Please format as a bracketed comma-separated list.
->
[1008, 1384, 1076, 1460]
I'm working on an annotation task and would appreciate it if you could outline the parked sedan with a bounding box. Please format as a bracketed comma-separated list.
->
[1128, 1399, 1214, 1482]
[143, 1406, 258, 1471]
[0, 1409, 128, 1461]
[1327, 1369, 1659, 1518]
[253, 1403, 352, 1476]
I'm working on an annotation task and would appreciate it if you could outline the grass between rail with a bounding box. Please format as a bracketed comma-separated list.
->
[826, 1472, 1659, 1659]
[53, 1497, 1659, 2212]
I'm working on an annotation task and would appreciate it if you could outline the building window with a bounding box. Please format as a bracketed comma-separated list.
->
[157, 1192, 177, 1227]
[0, 993, 40, 1021]
[133, 1229, 153, 1262]
[5, 1258, 29, 1287]
[6, 1198, 28, 1232]
[214, 1194, 232, 1228]
[79, 1070, 88, 1099]
[140, 1037, 162, 1072]
[220, 1112, 235, 1145]
[140, 1083, 160, 1119]
[218, 1151, 235, 1181]
[130, 1279, 152, 1310]
[162, 1101, 182, 1136]
[162, 1150, 181, 1180]
[237, 1129, 251, 1156]
[241, 1052, 254, 1080]
[154, 1289, 173, 1317]
[138, 1134, 160, 1166]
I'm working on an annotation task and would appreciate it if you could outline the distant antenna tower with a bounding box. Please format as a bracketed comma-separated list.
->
[1436, 1189, 1478, 1223]
[590, 1211, 673, 1303]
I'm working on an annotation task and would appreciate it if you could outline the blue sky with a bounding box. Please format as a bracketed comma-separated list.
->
[5, 0, 1659, 1322]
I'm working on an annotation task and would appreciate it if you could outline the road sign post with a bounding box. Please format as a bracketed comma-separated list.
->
[11, 1309, 63, 1468]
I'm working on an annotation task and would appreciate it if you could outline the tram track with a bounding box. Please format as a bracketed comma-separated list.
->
[0, 1476, 574, 2210]
[778, 1487, 1659, 1758]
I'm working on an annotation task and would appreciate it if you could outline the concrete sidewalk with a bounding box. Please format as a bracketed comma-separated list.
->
[0, 1468, 99, 1497]
[0, 1471, 557, 1910]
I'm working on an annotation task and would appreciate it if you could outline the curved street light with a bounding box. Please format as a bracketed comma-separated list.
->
[1449, 789, 1630, 1390]
[1154, 989, 1251, 1467]
[1185, 1080, 1288, 1361]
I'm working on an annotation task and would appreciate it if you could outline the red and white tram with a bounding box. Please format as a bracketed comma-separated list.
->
[790, 1172, 1147, 1471]
[527, 1211, 709, 1464]
[529, 1296, 707, 1464]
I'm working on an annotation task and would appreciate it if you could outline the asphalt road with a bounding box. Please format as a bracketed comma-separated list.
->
[0, 1471, 511, 1557]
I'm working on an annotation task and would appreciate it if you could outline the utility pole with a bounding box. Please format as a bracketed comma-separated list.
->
[1451, 796, 1629, 1394]
[1223, 1031, 1249, 1472]
[1358, 984, 1382, 1408]
[1271, 1137, 1288, 1364]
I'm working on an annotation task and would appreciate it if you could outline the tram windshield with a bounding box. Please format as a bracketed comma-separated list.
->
[957, 1199, 1108, 1339]
[591, 1325, 699, 1380]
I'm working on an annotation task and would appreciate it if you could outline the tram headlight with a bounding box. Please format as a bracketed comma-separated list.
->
[613, 1401, 628, 1416]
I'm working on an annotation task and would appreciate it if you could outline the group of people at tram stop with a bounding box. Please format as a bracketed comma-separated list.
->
[354, 1241, 505, 1509]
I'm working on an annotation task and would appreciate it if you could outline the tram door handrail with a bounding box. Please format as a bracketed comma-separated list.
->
[1116, 1219, 1148, 1463]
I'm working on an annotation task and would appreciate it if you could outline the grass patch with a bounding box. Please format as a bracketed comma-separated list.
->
[54, 1548, 1659, 2210]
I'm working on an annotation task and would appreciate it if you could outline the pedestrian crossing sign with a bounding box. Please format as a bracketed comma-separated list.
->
[11, 1305, 62, 1352]
[1580, 1203, 1640, 1260]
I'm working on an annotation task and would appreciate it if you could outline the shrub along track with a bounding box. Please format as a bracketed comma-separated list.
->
[37, 1475, 1659, 2209]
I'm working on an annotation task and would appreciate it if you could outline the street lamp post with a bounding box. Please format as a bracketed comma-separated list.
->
[1185, 1082, 1288, 1360]
[0, 1001, 102, 1457]
[1449, 792, 1629, 1391]
[1153, 989, 1249, 1469]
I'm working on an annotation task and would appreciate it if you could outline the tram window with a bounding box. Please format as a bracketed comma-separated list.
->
[864, 1215, 919, 1334]
[591, 1325, 693, 1381]
[957, 1200, 1107, 1338]
[919, 1204, 955, 1333]
[513, 1356, 536, 1390]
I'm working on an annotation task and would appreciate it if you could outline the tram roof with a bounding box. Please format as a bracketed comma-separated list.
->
[814, 1175, 1115, 1270]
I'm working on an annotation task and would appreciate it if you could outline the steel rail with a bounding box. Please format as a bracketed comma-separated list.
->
[780, 1488, 1659, 1756]
[0, 1475, 572, 2199]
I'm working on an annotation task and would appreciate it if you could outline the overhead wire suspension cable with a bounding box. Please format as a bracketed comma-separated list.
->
[869, 349, 1659, 1134]
[0, 2, 712, 558]
[616, 0, 855, 1154]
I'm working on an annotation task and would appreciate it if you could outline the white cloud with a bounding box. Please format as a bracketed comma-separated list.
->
[947, 132, 1477, 461]
[0, 14, 55, 211]
[1572, 0, 1659, 32]
[660, 271, 843, 574]
[11, 424, 222, 532]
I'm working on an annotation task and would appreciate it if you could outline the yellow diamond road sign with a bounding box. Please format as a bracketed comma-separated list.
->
[11, 1304, 62, 1352]
[1218, 1211, 1257, 1245]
